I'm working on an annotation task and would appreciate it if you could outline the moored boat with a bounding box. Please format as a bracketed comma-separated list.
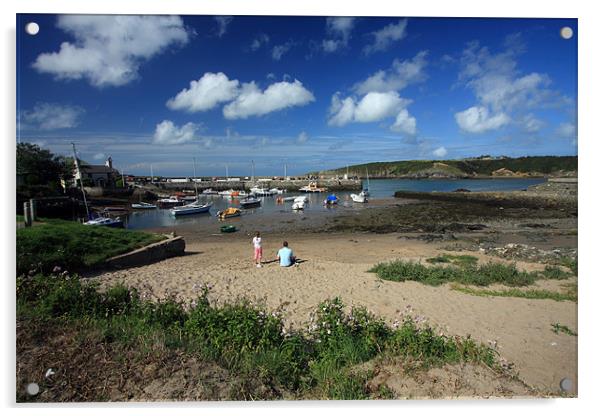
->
[84, 216, 124, 228]
[350, 192, 368, 203]
[217, 207, 241, 219]
[299, 182, 327, 193]
[170, 201, 212, 216]
[292, 201, 305, 210]
[131, 202, 157, 209]
[240, 197, 261, 208]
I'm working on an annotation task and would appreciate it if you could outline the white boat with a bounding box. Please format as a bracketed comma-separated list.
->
[218, 189, 234, 196]
[269, 188, 285, 194]
[131, 202, 157, 209]
[350, 193, 368, 203]
[170, 201, 212, 216]
[84, 216, 124, 227]
[240, 197, 261, 208]
[202, 188, 218, 195]
[250, 187, 275, 196]
[292, 201, 305, 210]
[181, 195, 198, 201]
[282, 196, 297, 202]
[293, 195, 309, 203]
[229, 190, 248, 198]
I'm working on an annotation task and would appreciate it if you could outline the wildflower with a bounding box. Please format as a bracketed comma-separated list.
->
[327, 329, 331, 335]
[52, 266, 62, 273]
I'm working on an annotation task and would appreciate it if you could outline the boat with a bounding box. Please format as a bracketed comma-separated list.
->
[131, 202, 157, 209]
[157, 196, 183, 204]
[292, 201, 305, 210]
[170, 201, 212, 216]
[84, 216, 124, 228]
[250, 186, 274, 196]
[181, 195, 198, 201]
[350, 192, 368, 203]
[217, 207, 241, 219]
[299, 182, 327, 193]
[202, 188, 218, 195]
[282, 196, 298, 202]
[293, 195, 309, 203]
[220, 225, 237, 233]
[103, 206, 128, 213]
[269, 188, 285, 194]
[240, 197, 261, 208]
[230, 190, 248, 198]
[324, 194, 338, 205]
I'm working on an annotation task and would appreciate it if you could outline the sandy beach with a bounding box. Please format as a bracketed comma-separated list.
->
[92, 226, 577, 396]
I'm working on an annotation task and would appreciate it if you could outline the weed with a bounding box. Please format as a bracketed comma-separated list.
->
[451, 283, 577, 302]
[551, 323, 577, 336]
[426, 254, 478, 268]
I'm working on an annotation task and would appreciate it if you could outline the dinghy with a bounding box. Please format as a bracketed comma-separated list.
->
[217, 207, 241, 219]
[170, 201, 212, 216]
[131, 201, 157, 209]
[240, 197, 261, 208]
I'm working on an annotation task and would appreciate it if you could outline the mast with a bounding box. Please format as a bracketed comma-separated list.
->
[192, 157, 199, 197]
[284, 162, 287, 179]
[71, 142, 90, 219]
[366, 167, 370, 190]
[251, 160, 255, 183]
[150, 164, 154, 184]
[226, 164, 229, 179]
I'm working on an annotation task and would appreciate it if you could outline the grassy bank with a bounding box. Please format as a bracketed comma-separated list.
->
[17, 273, 500, 401]
[16, 220, 165, 275]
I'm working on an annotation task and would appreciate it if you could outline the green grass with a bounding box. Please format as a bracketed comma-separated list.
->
[16, 220, 165, 275]
[450, 284, 577, 302]
[369, 260, 536, 287]
[426, 254, 478, 268]
[551, 323, 577, 336]
[539, 265, 573, 280]
[17, 274, 499, 401]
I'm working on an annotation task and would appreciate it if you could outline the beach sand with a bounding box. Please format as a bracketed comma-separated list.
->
[92, 231, 577, 396]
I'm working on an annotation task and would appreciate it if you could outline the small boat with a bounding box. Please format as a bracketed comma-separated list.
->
[240, 197, 261, 208]
[217, 207, 241, 219]
[103, 206, 128, 213]
[282, 196, 297, 202]
[170, 201, 212, 216]
[84, 216, 124, 228]
[218, 189, 234, 196]
[220, 225, 237, 233]
[230, 190, 248, 198]
[269, 188, 285, 194]
[324, 194, 338, 205]
[157, 196, 183, 206]
[293, 195, 309, 203]
[202, 188, 218, 195]
[292, 201, 305, 210]
[350, 192, 368, 203]
[131, 202, 157, 209]
[181, 195, 198, 201]
[299, 182, 327, 193]
[250, 187, 275, 196]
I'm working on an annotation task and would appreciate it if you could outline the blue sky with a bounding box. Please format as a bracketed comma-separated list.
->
[16, 15, 577, 176]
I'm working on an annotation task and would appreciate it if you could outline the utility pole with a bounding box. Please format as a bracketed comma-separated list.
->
[150, 164, 154, 184]
[251, 160, 255, 182]
[71, 142, 90, 219]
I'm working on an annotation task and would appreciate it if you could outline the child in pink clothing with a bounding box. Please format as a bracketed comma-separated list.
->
[252, 231, 262, 268]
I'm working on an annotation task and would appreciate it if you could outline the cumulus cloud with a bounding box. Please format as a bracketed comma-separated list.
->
[21, 102, 84, 130]
[363, 19, 408, 55]
[328, 91, 415, 134]
[33, 15, 190, 88]
[214, 16, 233, 37]
[272, 42, 293, 60]
[432, 146, 448, 158]
[322, 17, 356, 53]
[390, 109, 417, 135]
[454, 106, 510, 134]
[555, 122, 576, 139]
[455, 35, 572, 134]
[153, 120, 200, 145]
[297, 131, 309, 144]
[223, 79, 315, 119]
[353, 51, 428, 95]
[250, 34, 270, 51]
[166, 72, 240, 112]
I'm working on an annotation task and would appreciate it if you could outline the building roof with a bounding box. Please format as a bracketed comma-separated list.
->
[80, 165, 120, 175]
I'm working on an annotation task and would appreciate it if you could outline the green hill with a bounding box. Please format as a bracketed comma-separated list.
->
[315, 156, 577, 178]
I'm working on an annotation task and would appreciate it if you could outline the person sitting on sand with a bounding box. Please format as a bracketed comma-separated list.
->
[277, 241, 296, 267]
[252, 231, 262, 268]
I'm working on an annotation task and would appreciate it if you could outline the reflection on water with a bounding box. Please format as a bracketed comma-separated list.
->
[124, 178, 546, 230]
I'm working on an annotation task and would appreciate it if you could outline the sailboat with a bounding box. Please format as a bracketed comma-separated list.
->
[170, 158, 212, 216]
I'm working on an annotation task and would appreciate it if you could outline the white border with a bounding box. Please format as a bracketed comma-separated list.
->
[3, 1, 600, 415]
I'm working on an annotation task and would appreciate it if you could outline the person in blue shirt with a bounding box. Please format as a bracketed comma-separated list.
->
[277, 241, 296, 267]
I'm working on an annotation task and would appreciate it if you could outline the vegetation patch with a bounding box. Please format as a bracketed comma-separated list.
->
[16, 221, 165, 275]
[551, 323, 577, 336]
[450, 284, 577, 302]
[17, 274, 499, 401]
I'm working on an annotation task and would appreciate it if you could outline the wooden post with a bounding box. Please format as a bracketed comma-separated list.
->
[23, 202, 32, 227]
[29, 199, 37, 222]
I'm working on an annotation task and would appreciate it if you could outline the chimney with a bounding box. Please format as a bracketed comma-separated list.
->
[106, 156, 113, 169]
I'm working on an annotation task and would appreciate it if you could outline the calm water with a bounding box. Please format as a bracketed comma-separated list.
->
[124, 178, 546, 230]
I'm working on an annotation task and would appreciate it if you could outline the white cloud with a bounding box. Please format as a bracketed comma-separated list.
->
[153, 120, 200, 145]
[21, 102, 84, 130]
[297, 131, 309, 144]
[250, 34, 270, 51]
[322, 17, 356, 53]
[214, 16, 233, 37]
[556, 122, 576, 139]
[166, 72, 240, 112]
[432, 146, 448, 158]
[521, 114, 545, 133]
[363, 19, 408, 55]
[455, 36, 572, 134]
[455, 106, 510, 134]
[93, 152, 106, 160]
[33, 15, 190, 88]
[353, 51, 428, 95]
[390, 109, 417, 135]
[223, 79, 315, 119]
[272, 42, 293, 60]
[328, 91, 415, 134]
